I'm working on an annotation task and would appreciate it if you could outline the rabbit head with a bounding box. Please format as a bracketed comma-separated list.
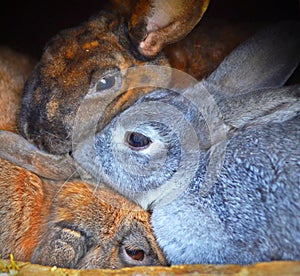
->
[18, 0, 209, 155]
[73, 20, 300, 209]
[31, 181, 167, 269]
[0, 157, 167, 269]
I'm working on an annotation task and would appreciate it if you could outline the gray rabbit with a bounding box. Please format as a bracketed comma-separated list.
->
[74, 21, 300, 265]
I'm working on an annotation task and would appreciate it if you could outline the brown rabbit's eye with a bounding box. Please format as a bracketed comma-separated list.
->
[125, 248, 145, 261]
[125, 132, 152, 150]
[96, 75, 115, 91]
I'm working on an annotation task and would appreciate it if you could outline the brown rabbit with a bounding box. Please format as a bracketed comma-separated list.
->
[17, 0, 257, 156]
[0, 157, 167, 269]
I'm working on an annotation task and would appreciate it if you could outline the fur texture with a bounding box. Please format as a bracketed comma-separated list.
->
[0, 47, 34, 132]
[0, 157, 167, 269]
[0, 47, 166, 269]
[17, 1, 254, 155]
[74, 21, 300, 264]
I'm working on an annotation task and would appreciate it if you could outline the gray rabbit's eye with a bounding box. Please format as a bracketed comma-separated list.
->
[125, 131, 152, 150]
[96, 75, 115, 91]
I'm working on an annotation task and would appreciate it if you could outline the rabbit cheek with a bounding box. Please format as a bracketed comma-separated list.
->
[75, 246, 120, 269]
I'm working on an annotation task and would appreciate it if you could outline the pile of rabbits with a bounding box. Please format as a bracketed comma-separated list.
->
[74, 21, 300, 265]
[0, 0, 299, 269]
[0, 49, 166, 269]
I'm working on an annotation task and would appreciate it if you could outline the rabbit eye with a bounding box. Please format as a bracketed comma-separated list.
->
[125, 248, 145, 261]
[96, 75, 115, 91]
[125, 132, 152, 150]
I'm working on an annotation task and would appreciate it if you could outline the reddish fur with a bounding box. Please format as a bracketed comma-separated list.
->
[0, 47, 34, 132]
[0, 158, 46, 260]
[0, 47, 166, 268]
[0, 157, 167, 267]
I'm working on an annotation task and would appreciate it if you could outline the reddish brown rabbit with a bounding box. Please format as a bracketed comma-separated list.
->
[0, 158, 167, 269]
[17, 0, 256, 155]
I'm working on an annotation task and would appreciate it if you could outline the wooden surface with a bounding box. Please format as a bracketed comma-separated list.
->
[1, 258, 300, 276]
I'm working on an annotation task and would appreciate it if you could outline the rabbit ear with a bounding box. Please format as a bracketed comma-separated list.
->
[31, 223, 88, 268]
[207, 21, 300, 94]
[220, 85, 300, 129]
[128, 0, 209, 58]
[0, 130, 78, 180]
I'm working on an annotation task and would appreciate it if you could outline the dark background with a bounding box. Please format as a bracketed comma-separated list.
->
[0, 0, 299, 59]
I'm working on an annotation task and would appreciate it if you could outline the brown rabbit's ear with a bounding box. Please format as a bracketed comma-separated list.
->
[0, 130, 78, 180]
[128, 0, 209, 58]
[31, 222, 88, 269]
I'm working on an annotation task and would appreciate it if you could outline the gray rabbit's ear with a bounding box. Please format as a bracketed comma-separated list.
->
[221, 85, 300, 129]
[128, 0, 209, 58]
[207, 21, 300, 94]
[0, 130, 78, 180]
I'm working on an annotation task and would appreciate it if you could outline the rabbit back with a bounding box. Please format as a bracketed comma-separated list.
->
[0, 157, 48, 261]
[151, 112, 300, 264]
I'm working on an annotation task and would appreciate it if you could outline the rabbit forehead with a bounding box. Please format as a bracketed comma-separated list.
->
[41, 37, 128, 90]
[50, 182, 154, 242]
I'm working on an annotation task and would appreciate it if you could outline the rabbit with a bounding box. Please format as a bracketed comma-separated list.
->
[16, 0, 259, 156]
[16, 0, 207, 155]
[0, 157, 167, 269]
[73, 20, 300, 265]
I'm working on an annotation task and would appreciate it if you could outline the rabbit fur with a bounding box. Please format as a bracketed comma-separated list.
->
[0, 47, 166, 268]
[0, 48, 78, 180]
[0, 157, 167, 269]
[74, 21, 300, 264]
[0, 47, 34, 132]
[17, 0, 257, 156]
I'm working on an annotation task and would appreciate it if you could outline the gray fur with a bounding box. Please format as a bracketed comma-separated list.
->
[74, 21, 300, 264]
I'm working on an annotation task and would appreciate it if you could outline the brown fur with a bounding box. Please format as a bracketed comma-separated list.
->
[0, 47, 34, 132]
[18, 12, 169, 154]
[0, 48, 78, 180]
[18, 1, 256, 155]
[0, 157, 167, 269]
[127, 0, 210, 57]
[0, 48, 166, 269]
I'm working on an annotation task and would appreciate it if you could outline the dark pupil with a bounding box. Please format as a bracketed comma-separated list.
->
[96, 76, 115, 91]
[128, 132, 151, 148]
[125, 248, 145, 261]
